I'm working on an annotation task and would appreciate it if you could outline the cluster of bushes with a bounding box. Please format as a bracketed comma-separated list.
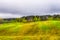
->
[17, 15, 60, 22]
[0, 15, 60, 23]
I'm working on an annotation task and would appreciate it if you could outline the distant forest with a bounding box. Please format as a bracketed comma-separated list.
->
[0, 15, 60, 23]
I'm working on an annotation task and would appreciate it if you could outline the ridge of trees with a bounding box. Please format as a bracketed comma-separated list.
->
[0, 15, 60, 23]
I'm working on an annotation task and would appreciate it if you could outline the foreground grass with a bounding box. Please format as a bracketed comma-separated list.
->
[0, 21, 60, 40]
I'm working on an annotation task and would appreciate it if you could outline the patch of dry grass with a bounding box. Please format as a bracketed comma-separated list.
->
[0, 21, 60, 40]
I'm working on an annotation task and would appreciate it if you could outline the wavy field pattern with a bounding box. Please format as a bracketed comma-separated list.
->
[0, 21, 60, 40]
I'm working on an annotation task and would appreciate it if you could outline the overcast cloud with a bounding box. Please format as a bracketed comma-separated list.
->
[0, 0, 60, 18]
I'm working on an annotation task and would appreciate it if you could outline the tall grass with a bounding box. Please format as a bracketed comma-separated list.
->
[0, 21, 60, 40]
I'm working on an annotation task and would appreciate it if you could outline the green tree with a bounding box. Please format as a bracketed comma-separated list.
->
[33, 16, 40, 21]
[22, 17, 27, 23]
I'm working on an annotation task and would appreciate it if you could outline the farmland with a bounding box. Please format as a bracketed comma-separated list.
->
[0, 21, 60, 40]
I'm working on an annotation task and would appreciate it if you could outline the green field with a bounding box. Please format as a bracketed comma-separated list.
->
[0, 21, 60, 40]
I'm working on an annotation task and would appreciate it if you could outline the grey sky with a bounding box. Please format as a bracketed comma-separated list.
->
[0, 0, 60, 18]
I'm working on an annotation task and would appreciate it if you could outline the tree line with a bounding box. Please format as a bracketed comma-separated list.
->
[0, 15, 60, 23]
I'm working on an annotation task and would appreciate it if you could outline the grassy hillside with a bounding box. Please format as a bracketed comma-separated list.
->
[0, 21, 60, 40]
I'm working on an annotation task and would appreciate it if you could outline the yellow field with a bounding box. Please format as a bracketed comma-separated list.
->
[0, 21, 60, 40]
